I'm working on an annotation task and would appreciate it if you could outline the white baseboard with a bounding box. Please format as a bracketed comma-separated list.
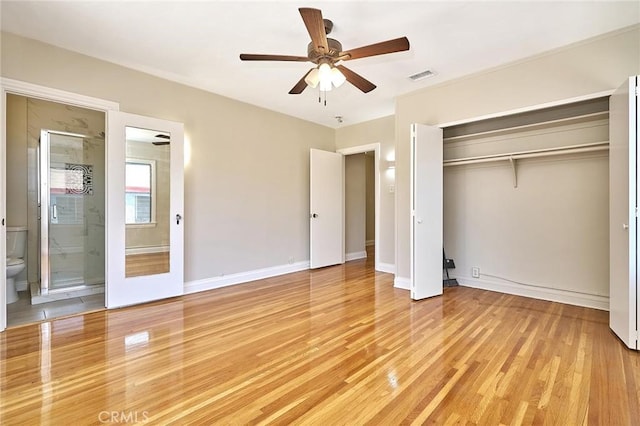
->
[126, 245, 169, 255]
[366, 240, 375, 247]
[184, 261, 310, 295]
[394, 276, 411, 290]
[16, 280, 28, 291]
[457, 276, 609, 311]
[377, 262, 395, 274]
[346, 251, 367, 262]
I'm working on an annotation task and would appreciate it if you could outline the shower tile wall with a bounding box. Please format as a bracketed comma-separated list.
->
[11, 96, 105, 287]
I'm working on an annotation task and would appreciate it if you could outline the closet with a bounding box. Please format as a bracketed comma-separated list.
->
[440, 97, 611, 308]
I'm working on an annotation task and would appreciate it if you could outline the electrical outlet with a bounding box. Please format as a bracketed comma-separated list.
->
[471, 267, 480, 278]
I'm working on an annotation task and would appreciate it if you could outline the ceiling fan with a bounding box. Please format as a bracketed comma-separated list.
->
[239, 7, 410, 95]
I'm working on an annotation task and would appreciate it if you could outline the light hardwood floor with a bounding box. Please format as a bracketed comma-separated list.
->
[126, 252, 170, 277]
[1, 253, 639, 424]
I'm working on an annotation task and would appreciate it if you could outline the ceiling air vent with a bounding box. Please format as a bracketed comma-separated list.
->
[408, 69, 435, 82]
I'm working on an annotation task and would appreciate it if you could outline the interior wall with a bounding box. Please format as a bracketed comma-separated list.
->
[1, 32, 335, 283]
[444, 116, 609, 298]
[5, 95, 26, 228]
[345, 154, 366, 257]
[335, 115, 395, 270]
[395, 25, 640, 283]
[365, 153, 375, 245]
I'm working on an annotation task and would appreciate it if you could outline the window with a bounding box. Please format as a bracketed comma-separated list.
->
[125, 160, 155, 224]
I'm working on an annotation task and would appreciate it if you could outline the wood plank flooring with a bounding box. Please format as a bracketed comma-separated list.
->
[1, 253, 639, 425]
[126, 252, 170, 277]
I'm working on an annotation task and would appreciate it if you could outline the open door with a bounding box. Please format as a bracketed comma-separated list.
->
[107, 112, 184, 308]
[610, 76, 639, 350]
[410, 123, 443, 300]
[310, 149, 344, 268]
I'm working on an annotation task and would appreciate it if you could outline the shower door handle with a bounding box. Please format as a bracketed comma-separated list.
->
[52, 204, 57, 220]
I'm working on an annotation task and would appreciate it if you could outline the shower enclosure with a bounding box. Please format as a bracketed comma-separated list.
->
[39, 130, 105, 294]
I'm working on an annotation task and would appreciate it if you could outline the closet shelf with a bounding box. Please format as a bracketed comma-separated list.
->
[443, 111, 609, 142]
[443, 141, 609, 188]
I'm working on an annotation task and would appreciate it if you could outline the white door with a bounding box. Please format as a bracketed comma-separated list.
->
[107, 112, 184, 308]
[610, 76, 639, 350]
[310, 149, 344, 268]
[411, 123, 443, 300]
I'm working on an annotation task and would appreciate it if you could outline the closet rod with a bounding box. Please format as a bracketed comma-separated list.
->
[443, 141, 609, 167]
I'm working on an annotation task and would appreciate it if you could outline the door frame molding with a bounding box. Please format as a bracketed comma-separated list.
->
[0, 78, 119, 332]
[337, 143, 381, 272]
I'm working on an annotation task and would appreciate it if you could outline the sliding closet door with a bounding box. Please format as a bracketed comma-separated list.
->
[411, 123, 443, 300]
[107, 112, 184, 308]
[609, 76, 639, 350]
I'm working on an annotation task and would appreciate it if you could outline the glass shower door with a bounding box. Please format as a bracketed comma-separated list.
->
[40, 130, 105, 292]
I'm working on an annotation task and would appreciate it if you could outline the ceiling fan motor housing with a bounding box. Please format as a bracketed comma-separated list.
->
[307, 38, 343, 63]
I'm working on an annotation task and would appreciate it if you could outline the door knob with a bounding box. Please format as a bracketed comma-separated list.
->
[623, 223, 629, 230]
[417, 218, 423, 224]
[311, 213, 318, 218]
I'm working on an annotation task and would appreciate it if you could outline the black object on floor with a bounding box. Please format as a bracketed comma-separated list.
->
[443, 248, 458, 287]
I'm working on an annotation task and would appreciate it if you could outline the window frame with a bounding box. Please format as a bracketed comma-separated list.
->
[125, 158, 157, 227]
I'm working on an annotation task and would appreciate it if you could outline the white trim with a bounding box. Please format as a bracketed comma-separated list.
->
[125, 245, 169, 255]
[437, 90, 614, 128]
[0, 78, 119, 333]
[1, 78, 120, 111]
[394, 276, 411, 290]
[184, 261, 310, 295]
[337, 143, 381, 273]
[457, 276, 608, 311]
[365, 239, 375, 246]
[345, 251, 367, 262]
[377, 262, 395, 274]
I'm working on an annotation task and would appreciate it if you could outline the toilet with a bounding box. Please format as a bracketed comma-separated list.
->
[6, 226, 27, 304]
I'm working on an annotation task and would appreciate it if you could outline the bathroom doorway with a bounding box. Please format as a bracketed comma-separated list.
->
[5, 94, 106, 326]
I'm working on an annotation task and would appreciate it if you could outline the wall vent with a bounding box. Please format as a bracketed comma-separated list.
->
[408, 69, 435, 81]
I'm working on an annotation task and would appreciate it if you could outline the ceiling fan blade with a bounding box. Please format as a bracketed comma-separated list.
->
[240, 54, 309, 62]
[289, 69, 313, 94]
[340, 37, 410, 61]
[299, 8, 329, 53]
[336, 65, 376, 93]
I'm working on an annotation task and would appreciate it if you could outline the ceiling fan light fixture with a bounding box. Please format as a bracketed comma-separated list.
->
[330, 67, 346, 88]
[319, 78, 333, 92]
[305, 68, 320, 88]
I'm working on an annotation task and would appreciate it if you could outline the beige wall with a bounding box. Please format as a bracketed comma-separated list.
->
[395, 26, 640, 282]
[335, 115, 395, 269]
[345, 154, 366, 256]
[5, 95, 27, 228]
[1, 32, 335, 283]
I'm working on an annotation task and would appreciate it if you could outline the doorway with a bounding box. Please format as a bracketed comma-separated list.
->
[345, 152, 375, 262]
[5, 95, 107, 326]
[337, 143, 381, 270]
[1, 80, 119, 331]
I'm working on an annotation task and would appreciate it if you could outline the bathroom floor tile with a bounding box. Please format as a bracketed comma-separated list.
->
[7, 309, 46, 327]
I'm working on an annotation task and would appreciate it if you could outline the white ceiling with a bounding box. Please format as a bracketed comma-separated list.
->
[1, 1, 638, 128]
